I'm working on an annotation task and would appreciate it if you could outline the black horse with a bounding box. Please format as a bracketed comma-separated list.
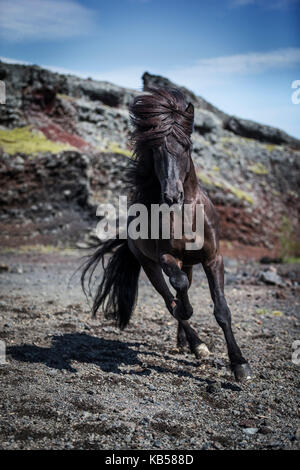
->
[82, 87, 252, 382]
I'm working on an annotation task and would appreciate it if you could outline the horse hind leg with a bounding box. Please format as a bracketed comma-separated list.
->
[159, 257, 210, 358]
[202, 254, 252, 382]
[177, 322, 188, 352]
[176, 265, 210, 358]
[178, 320, 210, 358]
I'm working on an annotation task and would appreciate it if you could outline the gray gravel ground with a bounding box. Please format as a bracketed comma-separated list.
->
[0, 250, 299, 450]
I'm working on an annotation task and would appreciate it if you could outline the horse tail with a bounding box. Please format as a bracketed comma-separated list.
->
[81, 239, 141, 329]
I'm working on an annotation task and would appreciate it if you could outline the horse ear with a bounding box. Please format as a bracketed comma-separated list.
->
[185, 102, 194, 115]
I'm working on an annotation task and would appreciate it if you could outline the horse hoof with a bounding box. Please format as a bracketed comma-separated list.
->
[233, 363, 253, 382]
[194, 343, 210, 359]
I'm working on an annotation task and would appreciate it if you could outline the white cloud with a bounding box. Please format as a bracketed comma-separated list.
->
[0, 0, 96, 41]
[166, 48, 300, 90]
[88, 48, 300, 91]
[0, 57, 30, 65]
[230, 0, 300, 8]
[0, 57, 146, 89]
[1, 48, 300, 137]
[2, 47, 300, 88]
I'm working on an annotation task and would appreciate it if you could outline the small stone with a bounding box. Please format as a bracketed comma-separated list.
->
[76, 242, 90, 249]
[148, 384, 157, 391]
[221, 382, 242, 392]
[259, 426, 273, 435]
[275, 291, 286, 300]
[11, 264, 23, 274]
[259, 270, 284, 287]
[0, 264, 9, 272]
[206, 383, 219, 394]
[243, 428, 259, 435]
[294, 427, 300, 441]
[239, 419, 256, 428]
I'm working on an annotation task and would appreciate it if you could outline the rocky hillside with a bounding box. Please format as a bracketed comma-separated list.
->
[0, 61, 299, 258]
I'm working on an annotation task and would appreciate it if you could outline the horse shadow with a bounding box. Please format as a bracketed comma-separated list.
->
[6, 332, 211, 385]
[7, 333, 148, 374]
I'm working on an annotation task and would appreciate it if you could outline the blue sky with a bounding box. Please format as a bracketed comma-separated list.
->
[0, 0, 299, 137]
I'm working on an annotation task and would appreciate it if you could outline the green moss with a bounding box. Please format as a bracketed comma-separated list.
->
[212, 165, 220, 172]
[285, 257, 300, 264]
[278, 215, 300, 261]
[0, 126, 74, 155]
[256, 308, 269, 316]
[249, 163, 268, 175]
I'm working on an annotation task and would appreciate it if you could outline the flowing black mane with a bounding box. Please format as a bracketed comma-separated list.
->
[127, 87, 194, 203]
[130, 87, 193, 151]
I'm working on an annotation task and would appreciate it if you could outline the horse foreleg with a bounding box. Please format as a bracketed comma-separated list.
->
[132, 250, 207, 358]
[177, 266, 210, 358]
[159, 255, 209, 358]
[202, 254, 252, 382]
[159, 253, 193, 321]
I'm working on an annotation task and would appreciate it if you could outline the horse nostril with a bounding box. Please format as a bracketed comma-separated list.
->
[164, 192, 173, 205]
[164, 192, 183, 205]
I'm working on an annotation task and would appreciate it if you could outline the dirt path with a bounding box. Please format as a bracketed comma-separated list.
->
[0, 250, 299, 450]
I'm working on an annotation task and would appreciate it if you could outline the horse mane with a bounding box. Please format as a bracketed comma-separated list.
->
[127, 87, 194, 204]
[130, 87, 193, 152]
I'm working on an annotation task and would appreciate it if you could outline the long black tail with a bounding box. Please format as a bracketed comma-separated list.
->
[81, 239, 141, 329]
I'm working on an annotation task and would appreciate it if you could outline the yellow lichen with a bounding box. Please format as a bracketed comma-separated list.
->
[272, 310, 283, 317]
[216, 180, 254, 204]
[57, 93, 74, 101]
[256, 308, 269, 316]
[197, 172, 213, 186]
[220, 136, 239, 144]
[248, 163, 268, 175]
[106, 142, 133, 158]
[197, 171, 254, 204]
[228, 185, 254, 204]
[264, 144, 276, 152]
[0, 126, 74, 155]
[0, 244, 77, 255]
